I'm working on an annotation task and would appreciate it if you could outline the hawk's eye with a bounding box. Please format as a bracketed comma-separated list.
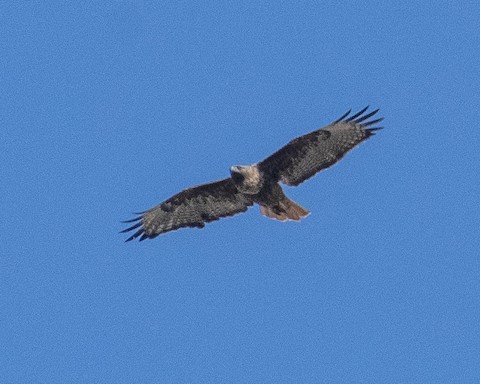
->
[231, 172, 245, 183]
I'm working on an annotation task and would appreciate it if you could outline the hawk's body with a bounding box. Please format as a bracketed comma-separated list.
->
[122, 107, 383, 241]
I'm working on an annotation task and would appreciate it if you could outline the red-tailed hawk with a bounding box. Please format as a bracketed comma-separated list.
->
[122, 107, 383, 241]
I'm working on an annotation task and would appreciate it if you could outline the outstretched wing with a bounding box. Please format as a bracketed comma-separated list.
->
[121, 178, 254, 241]
[258, 106, 383, 186]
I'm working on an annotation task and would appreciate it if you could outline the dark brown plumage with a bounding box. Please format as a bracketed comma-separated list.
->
[121, 107, 383, 241]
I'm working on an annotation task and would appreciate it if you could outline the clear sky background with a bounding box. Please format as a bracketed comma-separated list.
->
[1, 2, 479, 383]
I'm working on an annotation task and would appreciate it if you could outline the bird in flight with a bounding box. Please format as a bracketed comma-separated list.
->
[122, 106, 383, 241]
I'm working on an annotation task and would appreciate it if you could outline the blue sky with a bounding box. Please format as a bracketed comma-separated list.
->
[1, 1, 479, 383]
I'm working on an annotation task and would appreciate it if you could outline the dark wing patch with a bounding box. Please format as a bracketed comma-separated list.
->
[258, 107, 383, 186]
[121, 178, 254, 241]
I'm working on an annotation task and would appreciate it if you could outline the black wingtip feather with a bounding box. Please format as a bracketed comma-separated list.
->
[333, 109, 352, 124]
[121, 215, 143, 223]
[345, 106, 369, 122]
[120, 221, 143, 233]
[335, 107, 383, 131]
[333, 106, 383, 127]
[362, 117, 384, 127]
[124, 227, 146, 242]
[121, 214, 146, 241]
[354, 108, 379, 124]
[365, 127, 384, 137]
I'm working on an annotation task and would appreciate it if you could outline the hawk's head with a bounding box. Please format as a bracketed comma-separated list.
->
[230, 165, 263, 194]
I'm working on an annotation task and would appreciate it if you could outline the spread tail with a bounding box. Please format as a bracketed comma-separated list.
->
[260, 198, 310, 222]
